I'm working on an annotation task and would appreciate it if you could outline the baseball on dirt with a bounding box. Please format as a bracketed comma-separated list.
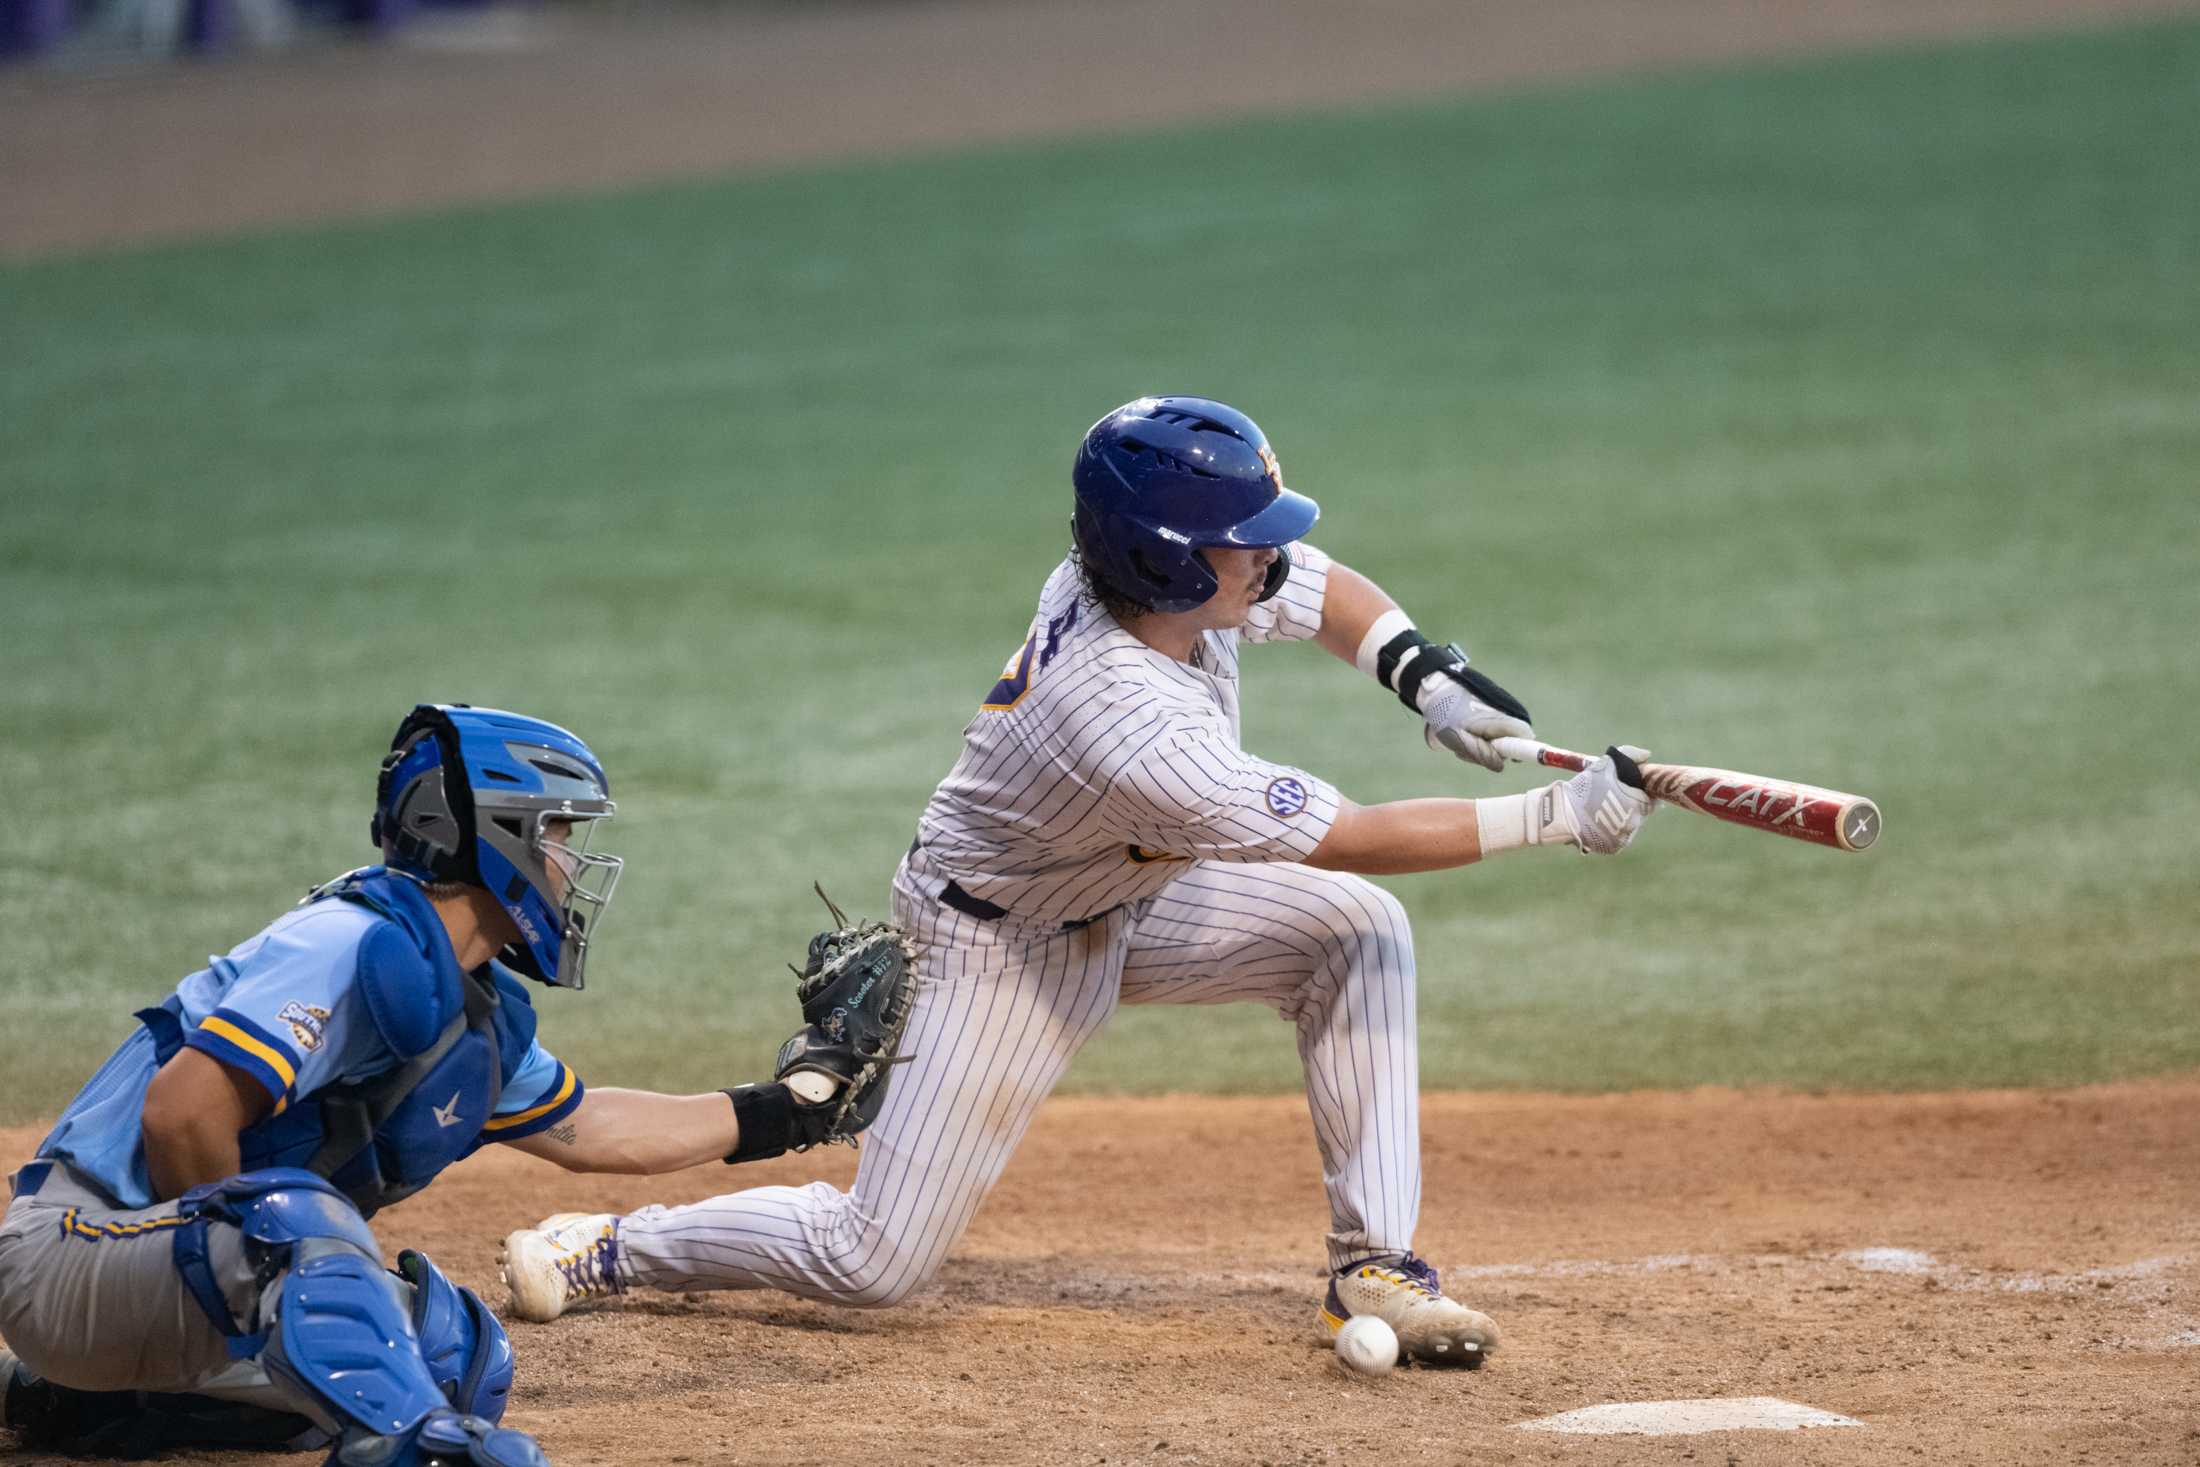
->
[1334, 1315, 1399, 1376]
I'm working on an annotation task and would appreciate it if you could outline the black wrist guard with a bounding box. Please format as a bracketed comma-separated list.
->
[723, 1083, 795, 1164]
[725, 1081, 842, 1163]
[1375, 629, 1532, 724]
[1374, 629, 1467, 714]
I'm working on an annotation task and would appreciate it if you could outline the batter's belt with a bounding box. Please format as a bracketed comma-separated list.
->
[911, 839, 1116, 933]
[938, 879, 1113, 933]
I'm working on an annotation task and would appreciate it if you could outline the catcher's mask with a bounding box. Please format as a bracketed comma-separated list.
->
[371, 704, 623, 990]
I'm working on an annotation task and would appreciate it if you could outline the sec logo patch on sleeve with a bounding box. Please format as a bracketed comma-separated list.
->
[1265, 776, 1308, 818]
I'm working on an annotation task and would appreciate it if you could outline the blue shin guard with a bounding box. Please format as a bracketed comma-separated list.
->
[264, 1247, 450, 1439]
[268, 1251, 547, 1464]
[173, 1169, 547, 1465]
[399, 1250, 514, 1424]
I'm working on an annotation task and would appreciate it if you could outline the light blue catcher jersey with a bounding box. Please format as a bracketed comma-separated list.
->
[36, 896, 582, 1210]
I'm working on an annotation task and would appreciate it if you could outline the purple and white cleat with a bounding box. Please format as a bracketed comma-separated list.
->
[500, 1213, 625, 1324]
[1318, 1254, 1500, 1367]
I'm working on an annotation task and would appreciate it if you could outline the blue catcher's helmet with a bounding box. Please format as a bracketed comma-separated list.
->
[1071, 396, 1321, 614]
[370, 704, 622, 990]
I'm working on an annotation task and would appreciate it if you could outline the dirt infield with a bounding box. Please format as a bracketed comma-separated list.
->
[5, 1082, 2196, 1464]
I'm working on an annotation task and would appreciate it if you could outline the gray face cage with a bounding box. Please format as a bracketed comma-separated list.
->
[475, 744, 624, 990]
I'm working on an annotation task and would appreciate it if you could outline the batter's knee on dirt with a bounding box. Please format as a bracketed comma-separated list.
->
[819, 1219, 939, 1309]
[835, 1266, 928, 1309]
[799, 1189, 948, 1309]
[794, 1250, 928, 1310]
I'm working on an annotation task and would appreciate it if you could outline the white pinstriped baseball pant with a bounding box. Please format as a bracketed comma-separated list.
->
[613, 860, 1420, 1303]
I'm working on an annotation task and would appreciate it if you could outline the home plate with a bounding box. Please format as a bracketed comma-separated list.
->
[1514, 1397, 1864, 1435]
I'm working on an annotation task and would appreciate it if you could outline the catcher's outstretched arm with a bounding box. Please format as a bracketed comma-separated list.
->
[500, 1087, 741, 1174]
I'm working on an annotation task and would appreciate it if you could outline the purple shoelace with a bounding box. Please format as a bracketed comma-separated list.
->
[557, 1230, 622, 1296]
[1397, 1254, 1443, 1294]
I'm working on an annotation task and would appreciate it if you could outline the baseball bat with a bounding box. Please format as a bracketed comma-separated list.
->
[1489, 737, 1881, 853]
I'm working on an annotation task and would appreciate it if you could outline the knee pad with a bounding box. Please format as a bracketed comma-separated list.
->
[170, 1168, 448, 1442]
[178, 1167, 383, 1255]
[38, 1249, 510, 1457]
[397, 1250, 514, 1423]
[174, 1167, 385, 1353]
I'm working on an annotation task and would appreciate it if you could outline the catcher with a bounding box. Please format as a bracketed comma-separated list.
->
[0, 704, 907, 1465]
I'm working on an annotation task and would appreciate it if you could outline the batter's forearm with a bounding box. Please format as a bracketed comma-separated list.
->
[1308, 772, 1652, 872]
[1304, 798, 1485, 874]
[1314, 562, 1535, 777]
[1313, 563, 1402, 666]
[504, 1088, 740, 1173]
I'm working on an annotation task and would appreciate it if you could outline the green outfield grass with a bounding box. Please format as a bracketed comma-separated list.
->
[3, 19, 2196, 1122]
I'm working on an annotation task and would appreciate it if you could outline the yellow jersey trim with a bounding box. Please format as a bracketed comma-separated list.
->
[198, 1016, 298, 1092]
[480, 1065, 577, 1132]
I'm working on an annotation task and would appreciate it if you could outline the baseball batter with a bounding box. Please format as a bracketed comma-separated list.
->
[503, 397, 1654, 1364]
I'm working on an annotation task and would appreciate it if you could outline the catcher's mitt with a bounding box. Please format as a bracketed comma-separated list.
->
[772, 885, 918, 1149]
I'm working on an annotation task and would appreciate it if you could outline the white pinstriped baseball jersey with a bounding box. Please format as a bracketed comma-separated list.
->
[903, 543, 1340, 927]
[605, 538, 1427, 1303]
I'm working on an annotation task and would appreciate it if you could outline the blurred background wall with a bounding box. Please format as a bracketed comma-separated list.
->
[5, 0, 2194, 259]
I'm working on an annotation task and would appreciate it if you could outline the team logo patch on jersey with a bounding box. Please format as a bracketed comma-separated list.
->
[1265, 777, 1309, 819]
[278, 1001, 331, 1052]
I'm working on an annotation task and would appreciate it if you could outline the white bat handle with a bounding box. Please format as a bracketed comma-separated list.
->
[1492, 735, 1565, 767]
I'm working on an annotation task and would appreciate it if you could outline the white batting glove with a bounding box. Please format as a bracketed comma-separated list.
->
[1355, 614, 1534, 776]
[1420, 675, 1535, 774]
[1529, 746, 1654, 855]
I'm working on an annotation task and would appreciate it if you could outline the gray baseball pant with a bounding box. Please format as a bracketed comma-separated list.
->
[0, 1163, 302, 1414]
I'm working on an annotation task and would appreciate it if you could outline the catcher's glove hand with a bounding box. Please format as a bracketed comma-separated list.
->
[773, 885, 918, 1150]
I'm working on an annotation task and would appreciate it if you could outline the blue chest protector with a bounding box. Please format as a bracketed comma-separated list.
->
[138, 869, 544, 1219]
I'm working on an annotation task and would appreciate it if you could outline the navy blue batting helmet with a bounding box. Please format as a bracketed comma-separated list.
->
[1071, 396, 1320, 614]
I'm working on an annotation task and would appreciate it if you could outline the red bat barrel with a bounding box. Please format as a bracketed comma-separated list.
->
[1516, 745, 1881, 853]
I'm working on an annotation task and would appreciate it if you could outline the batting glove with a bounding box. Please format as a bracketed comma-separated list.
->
[1532, 746, 1655, 854]
[1356, 617, 1535, 774]
[1418, 664, 1535, 774]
